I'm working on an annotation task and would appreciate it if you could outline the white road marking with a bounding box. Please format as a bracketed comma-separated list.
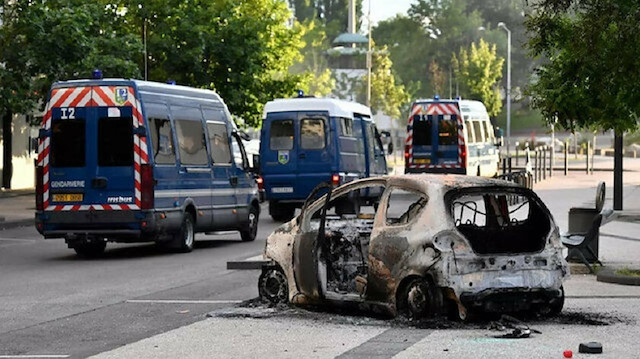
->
[125, 299, 243, 304]
[0, 355, 70, 358]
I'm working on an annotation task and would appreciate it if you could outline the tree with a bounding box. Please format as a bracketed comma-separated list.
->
[361, 46, 410, 120]
[288, 0, 363, 40]
[526, 0, 640, 209]
[0, 0, 141, 188]
[428, 60, 446, 96]
[291, 18, 335, 97]
[451, 39, 504, 117]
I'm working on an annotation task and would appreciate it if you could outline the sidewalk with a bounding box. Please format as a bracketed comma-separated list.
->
[0, 188, 34, 229]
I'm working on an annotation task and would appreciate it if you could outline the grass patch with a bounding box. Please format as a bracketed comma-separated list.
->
[614, 268, 640, 277]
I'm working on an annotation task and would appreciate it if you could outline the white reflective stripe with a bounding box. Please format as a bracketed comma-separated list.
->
[76, 90, 92, 107]
[100, 86, 115, 101]
[59, 87, 85, 107]
[48, 89, 66, 108]
[108, 107, 121, 117]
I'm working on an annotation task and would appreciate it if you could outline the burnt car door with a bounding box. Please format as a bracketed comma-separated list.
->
[293, 180, 386, 302]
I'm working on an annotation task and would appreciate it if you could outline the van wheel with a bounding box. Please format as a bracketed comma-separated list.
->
[73, 240, 107, 258]
[270, 202, 295, 222]
[173, 212, 195, 253]
[241, 205, 259, 242]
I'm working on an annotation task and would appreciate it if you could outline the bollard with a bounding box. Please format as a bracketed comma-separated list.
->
[502, 157, 507, 176]
[508, 156, 512, 174]
[564, 140, 569, 176]
[543, 146, 547, 180]
[515, 143, 519, 167]
[549, 145, 553, 178]
[586, 141, 590, 174]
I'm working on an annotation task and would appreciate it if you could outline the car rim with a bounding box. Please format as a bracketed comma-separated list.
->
[407, 283, 428, 317]
[248, 211, 257, 234]
[184, 217, 194, 248]
[261, 269, 287, 302]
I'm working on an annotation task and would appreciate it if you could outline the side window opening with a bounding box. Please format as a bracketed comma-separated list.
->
[231, 134, 247, 169]
[98, 116, 134, 166]
[307, 183, 386, 296]
[148, 117, 176, 165]
[300, 118, 326, 150]
[270, 119, 294, 150]
[472, 121, 485, 143]
[466, 121, 476, 144]
[385, 187, 428, 225]
[339, 117, 353, 136]
[206, 123, 231, 164]
[51, 118, 85, 167]
[451, 190, 550, 254]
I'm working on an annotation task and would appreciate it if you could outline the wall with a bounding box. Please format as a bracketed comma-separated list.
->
[0, 114, 39, 189]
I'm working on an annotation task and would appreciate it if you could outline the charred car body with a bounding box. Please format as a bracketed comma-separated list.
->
[259, 175, 568, 319]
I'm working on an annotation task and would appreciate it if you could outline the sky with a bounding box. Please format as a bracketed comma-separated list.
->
[363, 0, 414, 26]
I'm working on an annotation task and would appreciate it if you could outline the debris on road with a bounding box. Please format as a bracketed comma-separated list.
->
[579, 341, 603, 354]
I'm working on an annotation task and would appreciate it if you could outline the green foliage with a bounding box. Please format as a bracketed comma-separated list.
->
[364, 46, 410, 120]
[289, 0, 363, 40]
[452, 39, 504, 117]
[526, 0, 640, 134]
[0, 0, 141, 119]
[291, 19, 335, 97]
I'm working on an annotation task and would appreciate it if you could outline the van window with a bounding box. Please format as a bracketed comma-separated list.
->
[473, 121, 485, 143]
[484, 121, 495, 142]
[413, 117, 432, 146]
[339, 117, 353, 136]
[175, 120, 208, 165]
[207, 122, 231, 164]
[270, 120, 294, 150]
[98, 117, 133, 166]
[465, 121, 475, 143]
[300, 118, 326, 150]
[438, 117, 458, 145]
[149, 117, 176, 165]
[51, 118, 85, 167]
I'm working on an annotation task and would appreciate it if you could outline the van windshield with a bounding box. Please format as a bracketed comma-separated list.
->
[51, 118, 85, 167]
[98, 117, 133, 166]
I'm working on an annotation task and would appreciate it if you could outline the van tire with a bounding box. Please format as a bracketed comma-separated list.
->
[270, 202, 295, 222]
[241, 205, 259, 242]
[173, 212, 195, 253]
[73, 240, 107, 258]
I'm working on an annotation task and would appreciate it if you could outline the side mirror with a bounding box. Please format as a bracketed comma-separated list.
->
[252, 154, 260, 173]
[234, 130, 251, 141]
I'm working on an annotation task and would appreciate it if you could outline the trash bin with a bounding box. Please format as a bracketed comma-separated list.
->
[566, 182, 606, 263]
[567, 207, 600, 262]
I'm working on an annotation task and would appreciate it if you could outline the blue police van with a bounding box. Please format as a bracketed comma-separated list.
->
[258, 97, 387, 221]
[35, 78, 260, 256]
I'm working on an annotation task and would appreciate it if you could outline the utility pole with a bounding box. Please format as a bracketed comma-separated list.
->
[498, 22, 511, 159]
[366, 0, 372, 107]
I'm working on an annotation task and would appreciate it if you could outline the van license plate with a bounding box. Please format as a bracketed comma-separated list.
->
[271, 187, 294, 193]
[52, 193, 83, 202]
[414, 158, 431, 164]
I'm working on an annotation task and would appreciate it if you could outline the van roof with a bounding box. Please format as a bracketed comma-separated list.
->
[412, 99, 489, 119]
[263, 97, 372, 119]
[51, 78, 224, 103]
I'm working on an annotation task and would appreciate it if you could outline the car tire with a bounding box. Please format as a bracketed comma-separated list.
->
[240, 205, 259, 242]
[398, 278, 437, 319]
[73, 240, 107, 258]
[172, 212, 195, 253]
[258, 266, 288, 304]
[547, 286, 565, 316]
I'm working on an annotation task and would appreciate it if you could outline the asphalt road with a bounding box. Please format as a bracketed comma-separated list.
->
[0, 202, 278, 358]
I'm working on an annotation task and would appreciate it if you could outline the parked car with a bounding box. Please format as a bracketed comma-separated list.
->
[259, 97, 388, 222]
[258, 174, 568, 319]
[35, 78, 260, 256]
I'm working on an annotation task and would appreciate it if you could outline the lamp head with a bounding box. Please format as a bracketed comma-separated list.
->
[498, 22, 506, 29]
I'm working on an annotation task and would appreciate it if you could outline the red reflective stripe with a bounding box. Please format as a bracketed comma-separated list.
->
[68, 86, 92, 107]
[93, 86, 114, 106]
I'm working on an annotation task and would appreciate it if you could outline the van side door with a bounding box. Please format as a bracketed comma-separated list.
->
[296, 112, 331, 196]
[146, 102, 180, 213]
[203, 107, 236, 230]
[172, 105, 214, 231]
[262, 112, 298, 198]
[230, 132, 255, 222]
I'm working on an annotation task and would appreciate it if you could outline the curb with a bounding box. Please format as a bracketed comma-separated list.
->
[597, 267, 640, 286]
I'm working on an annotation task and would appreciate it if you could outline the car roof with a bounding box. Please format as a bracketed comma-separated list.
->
[263, 97, 372, 119]
[365, 174, 522, 192]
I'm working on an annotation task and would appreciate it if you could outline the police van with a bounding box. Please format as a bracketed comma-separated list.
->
[259, 97, 387, 221]
[405, 98, 500, 177]
[35, 78, 260, 256]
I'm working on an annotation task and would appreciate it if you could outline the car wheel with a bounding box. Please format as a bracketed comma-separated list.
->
[398, 278, 436, 319]
[240, 205, 259, 242]
[173, 212, 195, 253]
[73, 240, 107, 258]
[258, 267, 288, 304]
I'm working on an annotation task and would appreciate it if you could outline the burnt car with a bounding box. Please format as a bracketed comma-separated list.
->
[258, 175, 568, 319]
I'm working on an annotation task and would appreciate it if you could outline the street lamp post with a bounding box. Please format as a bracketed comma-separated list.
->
[498, 22, 511, 159]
